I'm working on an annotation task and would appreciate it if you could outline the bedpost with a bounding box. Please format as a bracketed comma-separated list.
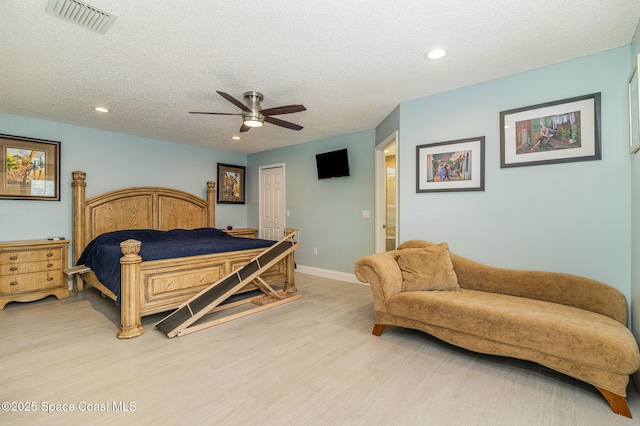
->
[71, 171, 86, 292]
[118, 239, 145, 339]
[284, 228, 299, 292]
[207, 181, 216, 227]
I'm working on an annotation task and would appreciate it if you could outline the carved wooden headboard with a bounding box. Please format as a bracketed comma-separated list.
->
[71, 171, 216, 265]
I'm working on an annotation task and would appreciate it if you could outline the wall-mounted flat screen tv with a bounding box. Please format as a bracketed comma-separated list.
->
[316, 148, 350, 179]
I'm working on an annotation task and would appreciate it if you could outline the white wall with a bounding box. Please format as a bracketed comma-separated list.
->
[0, 113, 247, 243]
[397, 47, 632, 299]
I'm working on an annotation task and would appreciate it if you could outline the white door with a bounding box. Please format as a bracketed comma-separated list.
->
[259, 164, 285, 240]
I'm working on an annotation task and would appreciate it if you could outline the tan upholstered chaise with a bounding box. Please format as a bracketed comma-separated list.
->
[354, 240, 640, 418]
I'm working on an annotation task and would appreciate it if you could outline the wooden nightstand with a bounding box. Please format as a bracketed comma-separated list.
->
[223, 228, 258, 238]
[0, 239, 70, 309]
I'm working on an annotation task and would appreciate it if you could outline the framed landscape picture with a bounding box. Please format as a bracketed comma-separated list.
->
[416, 137, 485, 193]
[217, 163, 246, 204]
[1, 134, 60, 201]
[500, 93, 601, 168]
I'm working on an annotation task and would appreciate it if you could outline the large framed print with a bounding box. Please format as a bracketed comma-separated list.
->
[629, 54, 640, 154]
[217, 163, 246, 204]
[500, 93, 601, 168]
[1, 134, 60, 201]
[416, 137, 485, 193]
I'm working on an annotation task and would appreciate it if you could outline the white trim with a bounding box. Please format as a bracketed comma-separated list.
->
[295, 264, 367, 285]
[258, 163, 286, 240]
[375, 131, 399, 253]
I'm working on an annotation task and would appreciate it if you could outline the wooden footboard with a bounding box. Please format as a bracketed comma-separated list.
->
[75, 242, 295, 338]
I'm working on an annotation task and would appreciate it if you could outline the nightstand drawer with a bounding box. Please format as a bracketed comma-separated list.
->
[0, 249, 61, 264]
[0, 272, 64, 294]
[0, 259, 62, 276]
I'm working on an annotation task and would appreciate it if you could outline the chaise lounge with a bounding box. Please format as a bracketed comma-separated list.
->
[354, 240, 640, 417]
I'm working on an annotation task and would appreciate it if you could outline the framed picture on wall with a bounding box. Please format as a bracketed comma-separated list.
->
[0, 134, 60, 201]
[217, 163, 246, 204]
[629, 54, 640, 154]
[416, 136, 485, 193]
[500, 93, 601, 168]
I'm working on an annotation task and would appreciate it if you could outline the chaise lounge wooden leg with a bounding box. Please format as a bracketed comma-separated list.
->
[595, 386, 632, 418]
[372, 324, 386, 336]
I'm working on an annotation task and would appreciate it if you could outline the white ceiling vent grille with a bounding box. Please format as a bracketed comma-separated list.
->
[45, 0, 117, 34]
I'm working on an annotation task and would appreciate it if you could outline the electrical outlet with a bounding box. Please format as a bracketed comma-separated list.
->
[313, 247, 318, 254]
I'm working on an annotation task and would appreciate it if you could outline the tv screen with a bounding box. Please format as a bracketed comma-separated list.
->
[316, 148, 350, 179]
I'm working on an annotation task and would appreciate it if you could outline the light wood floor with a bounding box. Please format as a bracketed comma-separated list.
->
[1, 273, 639, 425]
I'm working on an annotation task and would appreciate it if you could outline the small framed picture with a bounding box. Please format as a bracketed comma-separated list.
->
[500, 93, 601, 168]
[416, 137, 485, 193]
[217, 163, 246, 204]
[1, 134, 61, 201]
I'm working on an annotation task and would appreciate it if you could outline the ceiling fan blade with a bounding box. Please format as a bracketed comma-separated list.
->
[189, 112, 242, 115]
[240, 123, 251, 133]
[264, 116, 303, 131]
[217, 91, 252, 112]
[260, 104, 306, 116]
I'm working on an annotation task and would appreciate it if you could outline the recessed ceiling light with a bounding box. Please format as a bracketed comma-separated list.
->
[231, 136, 241, 140]
[426, 48, 446, 60]
[94, 106, 109, 113]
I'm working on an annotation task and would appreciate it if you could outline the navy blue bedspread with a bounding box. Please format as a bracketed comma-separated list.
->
[77, 228, 275, 305]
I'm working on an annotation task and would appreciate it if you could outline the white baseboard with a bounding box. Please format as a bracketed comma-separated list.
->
[295, 264, 366, 285]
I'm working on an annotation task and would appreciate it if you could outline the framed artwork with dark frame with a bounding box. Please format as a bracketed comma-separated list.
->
[217, 163, 246, 204]
[629, 54, 640, 154]
[1, 134, 60, 201]
[416, 136, 485, 193]
[500, 93, 601, 168]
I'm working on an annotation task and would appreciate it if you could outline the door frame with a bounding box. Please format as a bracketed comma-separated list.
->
[258, 163, 286, 239]
[375, 131, 398, 253]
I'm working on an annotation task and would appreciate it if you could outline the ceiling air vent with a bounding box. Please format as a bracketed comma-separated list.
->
[45, 0, 117, 34]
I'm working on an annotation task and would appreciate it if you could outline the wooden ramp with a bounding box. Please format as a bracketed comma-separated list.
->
[155, 231, 300, 338]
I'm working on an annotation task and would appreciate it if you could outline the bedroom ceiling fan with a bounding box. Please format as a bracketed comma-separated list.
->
[189, 91, 306, 133]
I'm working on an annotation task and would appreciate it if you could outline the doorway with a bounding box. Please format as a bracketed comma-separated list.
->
[259, 164, 286, 240]
[375, 131, 398, 253]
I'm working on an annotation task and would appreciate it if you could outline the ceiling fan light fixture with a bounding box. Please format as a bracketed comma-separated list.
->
[243, 118, 263, 128]
[243, 112, 264, 128]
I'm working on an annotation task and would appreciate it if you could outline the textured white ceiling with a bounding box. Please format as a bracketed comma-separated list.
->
[1, 1, 639, 154]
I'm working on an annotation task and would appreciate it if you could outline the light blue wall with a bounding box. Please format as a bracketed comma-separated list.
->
[0, 113, 247, 244]
[247, 130, 376, 273]
[397, 47, 632, 299]
[630, 19, 640, 337]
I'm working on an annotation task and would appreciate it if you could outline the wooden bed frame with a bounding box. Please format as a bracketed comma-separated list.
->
[71, 171, 296, 338]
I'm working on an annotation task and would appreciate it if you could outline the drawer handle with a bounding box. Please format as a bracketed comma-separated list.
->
[10, 255, 18, 260]
[47, 277, 54, 281]
[10, 281, 18, 286]
[47, 263, 53, 268]
[10, 267, 18, 271]
[46, 252, 54, 257]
